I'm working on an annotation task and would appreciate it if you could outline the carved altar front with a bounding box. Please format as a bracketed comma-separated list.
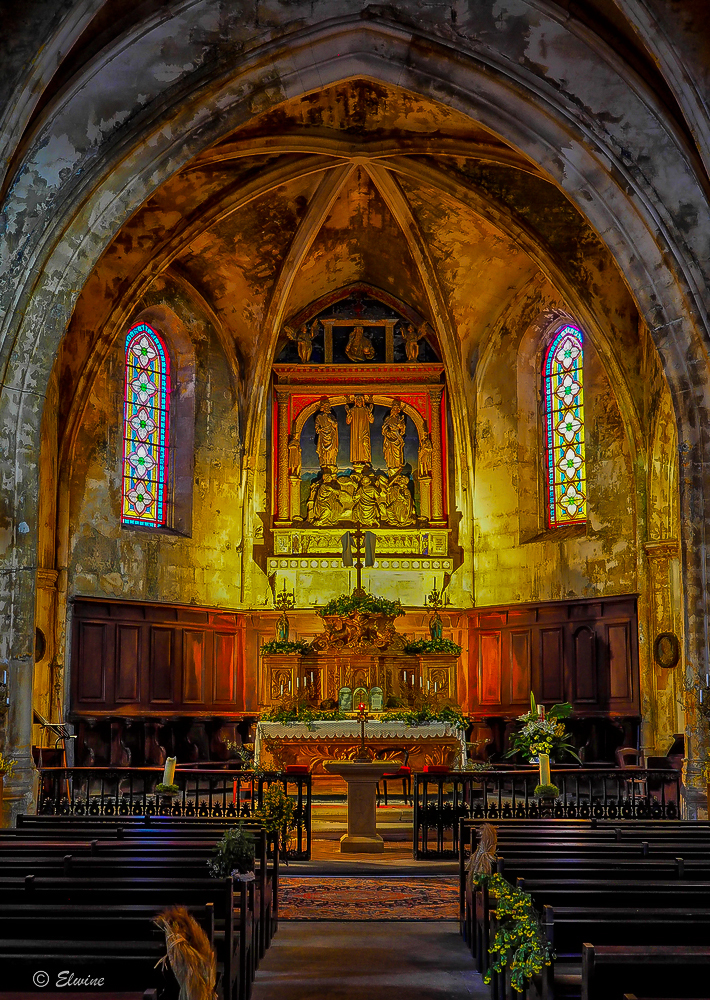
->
[255, 720, 466, 774]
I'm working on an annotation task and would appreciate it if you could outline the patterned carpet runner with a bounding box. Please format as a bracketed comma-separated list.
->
[278, 876, 458, 920]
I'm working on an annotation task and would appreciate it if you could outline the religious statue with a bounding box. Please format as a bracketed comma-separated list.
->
[381, 472, 416, 527]
[345, 394, 374, 465]
[345, 324, 375, 362]
[352, 468, 382, 526]
[285, 322, 318, 363]
[418, 432, 433, 476]
[314, 398, 339, 468]
[287, 436, 301, 477]
[307, 471, 345, 526]
[401, 322, 429, 362]
[382, 399, 406, 471]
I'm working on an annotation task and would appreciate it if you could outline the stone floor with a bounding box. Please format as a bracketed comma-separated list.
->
[251, 921, 488, 999]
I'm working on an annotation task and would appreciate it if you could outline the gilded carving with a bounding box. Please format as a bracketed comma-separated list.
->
[285, 322, 318, 363]
[401, 322, 428, 362]
[382, 398, 406, 471]
[315, 398, 339, 469]
[345, 394, 374, 464]
[345, 325, 375, 362]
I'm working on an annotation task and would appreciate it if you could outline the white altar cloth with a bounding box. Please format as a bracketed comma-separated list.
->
[254, 719, 466, 767]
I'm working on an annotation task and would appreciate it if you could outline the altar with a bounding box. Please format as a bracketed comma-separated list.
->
[254, 719, 466, 774]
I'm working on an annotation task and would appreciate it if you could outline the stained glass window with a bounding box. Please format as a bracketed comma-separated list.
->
[543, 324, 586, 528]
[121, 323, 170, 527]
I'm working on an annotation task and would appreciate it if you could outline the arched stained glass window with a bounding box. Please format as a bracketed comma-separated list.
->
[543, 325, 586, 528]
[121, 323, 171, 527]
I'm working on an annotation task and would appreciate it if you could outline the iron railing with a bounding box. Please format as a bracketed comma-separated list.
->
[413, 767, 682, 858]
[35, 766, 312, 860]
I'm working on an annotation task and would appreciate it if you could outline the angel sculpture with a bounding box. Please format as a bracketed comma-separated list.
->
[285, 322, 317, 363]
[401, 322, 429, 362]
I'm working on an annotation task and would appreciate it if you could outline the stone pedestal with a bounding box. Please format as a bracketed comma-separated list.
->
[323, 760, 391, 853]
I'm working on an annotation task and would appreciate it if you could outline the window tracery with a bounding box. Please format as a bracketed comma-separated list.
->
[543, 324, 586, 528]
[121, 323, 171, 527]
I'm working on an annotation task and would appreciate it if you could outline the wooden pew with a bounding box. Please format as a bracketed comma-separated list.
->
[0, 876, 248, 1000]
[581, 943, 710, 1000]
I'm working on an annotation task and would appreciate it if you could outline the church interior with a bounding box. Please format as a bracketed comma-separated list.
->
[2, 1, 710, 998]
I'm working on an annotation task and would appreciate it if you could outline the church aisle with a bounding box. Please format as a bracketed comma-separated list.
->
[251, 920, 488, 999]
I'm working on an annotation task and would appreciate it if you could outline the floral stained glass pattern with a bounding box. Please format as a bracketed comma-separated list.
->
[122, 324, 170, 527]
[543, 325, 586, 528]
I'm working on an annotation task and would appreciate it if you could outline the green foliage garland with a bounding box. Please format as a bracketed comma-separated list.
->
[534, 783, 560, 798]
[255, 784, 296, 855]
[208, 825, 255, 877]
[260, 639, 313, 655]
[319, 592, 404, 618]
[155, 782, 179, 795]
[471, 872, 553, 992]
[261, 703, 346, 727]
[403, 637, 462, 655]
[380, 704, 466, 730]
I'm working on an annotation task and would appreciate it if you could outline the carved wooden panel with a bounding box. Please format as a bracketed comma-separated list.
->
[467, 594, 639, 718]
[479, 632, 502, 705]
[71, 598, 246, 716]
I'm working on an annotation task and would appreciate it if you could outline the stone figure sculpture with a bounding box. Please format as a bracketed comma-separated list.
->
[382, 399, 406, 471]
[314, 398, 339, 468]
[401, 322, 428, 362]
[285, 322, 317, 363]
[381, 472, 416, 526]
[418, 432, 433, 476]
[345, 394, 374, 464]
[345, 324, 375, 362]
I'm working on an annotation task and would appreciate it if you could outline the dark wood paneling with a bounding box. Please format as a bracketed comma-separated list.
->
[214, 632, 236, 704]
[71, 597, 245, 716]
[467, 594, 639, 718]
[573, 626, 597, 703]
[116, 625, 140, 702]
[77, 622, 107, 702]
[608, 622, 631, 701]
[541, 628, 564, 703]
[149, 627, 173, 704]
[479, 632, 501, 705]
[509, 630, 531, 705]
[182, 630, 206, 704]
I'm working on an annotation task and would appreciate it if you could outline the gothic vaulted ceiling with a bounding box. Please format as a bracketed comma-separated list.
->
[58, 79, 640, 455]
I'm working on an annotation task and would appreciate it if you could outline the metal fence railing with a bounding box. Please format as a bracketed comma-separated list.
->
[413, 767, 682, 858]
[35, 766, 312, 860]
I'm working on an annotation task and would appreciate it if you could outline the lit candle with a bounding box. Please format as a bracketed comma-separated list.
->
[288, 679, 292, 693]
[434, 681, 438, 693]
[311, 672, 314, 684]
[296, 676, 300, 688]
[427, 681, 430, 692]
[539, 753, 551, 787]
[280, 683, 284, 697]
[420, 676, 423, 688]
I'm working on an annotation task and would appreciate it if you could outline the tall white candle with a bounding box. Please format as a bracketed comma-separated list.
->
[539, 753, 551, 786]
[163, 756, 176, 785]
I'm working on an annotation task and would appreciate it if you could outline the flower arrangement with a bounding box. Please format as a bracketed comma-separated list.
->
[534, 783, 560, 798]
[403, 637, 462, 655]
[470, 872, 553, 992]
[505, 692, 580, 763]
[260, 639, 313, 655]
[319, 592, 404, 618]
[208, 825, 255, 877]
[380, 704, 467, 730]
[255, 783, 296, 855]
[0, 752, 16, 779]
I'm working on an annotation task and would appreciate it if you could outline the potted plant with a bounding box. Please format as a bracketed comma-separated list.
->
[208, 825, 256, 881]
[255, 783, 296, 857]
[155, 781, 180, 797]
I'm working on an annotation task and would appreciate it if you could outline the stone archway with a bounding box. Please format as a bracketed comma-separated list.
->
[2, 7, 710, 820]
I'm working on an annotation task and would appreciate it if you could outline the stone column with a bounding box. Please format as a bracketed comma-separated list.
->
[428, 387, 445, 524]
[275, 390, 290, 524]
[644, 539, 684, 754]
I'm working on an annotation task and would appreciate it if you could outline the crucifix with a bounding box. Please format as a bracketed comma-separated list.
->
[352, 522, 366, 598]
[354, 700, 372, 761]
